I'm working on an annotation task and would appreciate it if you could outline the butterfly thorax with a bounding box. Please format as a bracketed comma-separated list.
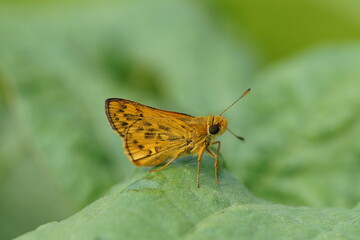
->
[183, 115, 227, 154]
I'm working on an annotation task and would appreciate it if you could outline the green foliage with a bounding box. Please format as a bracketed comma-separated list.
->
[1, 0, 360, 239]
[16, 157, 360, 240]
[208, 0, 360, 63]
[227, 44, 360, 208]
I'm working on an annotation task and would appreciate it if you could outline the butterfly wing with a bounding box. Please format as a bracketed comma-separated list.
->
[124, 118, 193, 166]
[105, 98, 196, 166]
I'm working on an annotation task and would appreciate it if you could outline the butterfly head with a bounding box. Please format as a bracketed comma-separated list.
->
[208, 115, 228, 136]
[211, 88, 250, 141]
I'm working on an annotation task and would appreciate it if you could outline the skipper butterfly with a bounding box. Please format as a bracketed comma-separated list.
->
[105, 89, 250, 187]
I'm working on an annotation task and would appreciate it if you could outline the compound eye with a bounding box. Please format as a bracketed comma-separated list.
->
[209, 124, 220, 135]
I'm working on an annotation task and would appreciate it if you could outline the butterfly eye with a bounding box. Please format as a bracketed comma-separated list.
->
[209, 124, 220, 135]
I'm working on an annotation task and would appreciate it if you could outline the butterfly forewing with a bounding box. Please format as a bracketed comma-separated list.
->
[106, 98, 143, 137]
[105, 98, 196, 165]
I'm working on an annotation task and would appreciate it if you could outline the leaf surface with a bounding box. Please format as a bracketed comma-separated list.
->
[16, 157, 360, 240]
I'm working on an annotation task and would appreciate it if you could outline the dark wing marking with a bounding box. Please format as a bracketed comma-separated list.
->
[124, 117, 192, 162]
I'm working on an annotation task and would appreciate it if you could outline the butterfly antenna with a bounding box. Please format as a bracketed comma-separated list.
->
[227, 128, 245, 141]
[219, 88, 251, 116]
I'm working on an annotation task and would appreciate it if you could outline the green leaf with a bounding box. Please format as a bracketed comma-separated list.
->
[225, 43, 360, 208]
[15, 156, 360, 240]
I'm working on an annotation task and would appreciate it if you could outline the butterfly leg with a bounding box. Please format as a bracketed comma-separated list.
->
[197, 146, 206, 188]
[207, 141, 221, 184]
[149, 152, 182, 173]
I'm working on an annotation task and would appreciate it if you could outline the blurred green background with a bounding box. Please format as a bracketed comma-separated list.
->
[1, 0, 360, 239]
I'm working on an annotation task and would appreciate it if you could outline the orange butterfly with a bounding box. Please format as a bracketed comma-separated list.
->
[105, 89, 250, 187]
